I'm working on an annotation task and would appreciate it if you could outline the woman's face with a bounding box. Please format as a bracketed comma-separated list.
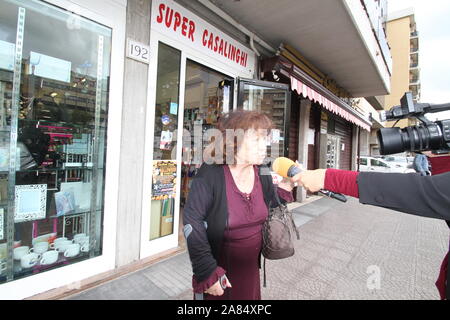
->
[235, 129, 269, 165]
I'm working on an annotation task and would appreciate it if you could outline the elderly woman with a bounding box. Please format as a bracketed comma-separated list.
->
[183, 110, 294, 300]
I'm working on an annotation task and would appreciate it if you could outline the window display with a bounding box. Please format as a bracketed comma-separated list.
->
[150, 43, 181, 240]
[0, 0, 111, 283]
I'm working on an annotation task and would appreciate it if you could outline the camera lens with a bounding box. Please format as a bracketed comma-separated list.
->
[377, 128, 404, 155]
[378, 123, 443, 155]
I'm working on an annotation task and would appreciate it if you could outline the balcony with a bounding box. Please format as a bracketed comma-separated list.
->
[410, 83, 420, 93]
[410, 67, 420, 79]
[410, 77, 420, 86]
[410, 47, 419, 54]
[410, 31, 419, 38]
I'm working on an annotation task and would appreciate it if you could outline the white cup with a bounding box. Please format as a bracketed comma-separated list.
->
[80, 242, 90, 253]
[75, 235, 89, 245]
[13, 246, 30, 260]
[20, 253, 41, 268]
[40, 250, 59, 265]
[73, 233, 87, 243]
[31, 242, 49, 255]
[64, 243, 80, 258]
[55, 240, 73, 253]
[51, 237, 68, 249]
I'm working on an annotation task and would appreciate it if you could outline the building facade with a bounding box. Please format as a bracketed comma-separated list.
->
[383, 8, 421, 128]
[0, 0, 391, 299]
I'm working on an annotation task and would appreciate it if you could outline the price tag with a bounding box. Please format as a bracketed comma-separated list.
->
[126, 39, 150, 64]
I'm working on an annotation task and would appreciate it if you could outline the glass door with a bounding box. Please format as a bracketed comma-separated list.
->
[181, 60, 233, 207]
[237, 78, 290, 160]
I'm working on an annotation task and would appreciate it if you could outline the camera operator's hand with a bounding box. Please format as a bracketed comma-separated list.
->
[291, 169, 326, 193]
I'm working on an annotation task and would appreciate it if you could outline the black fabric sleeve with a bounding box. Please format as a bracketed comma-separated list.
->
[182, 176, 218, 282]
[358, 171, 450, 220]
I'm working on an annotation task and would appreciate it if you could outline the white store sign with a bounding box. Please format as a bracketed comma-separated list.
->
[151, 0, 255, 75]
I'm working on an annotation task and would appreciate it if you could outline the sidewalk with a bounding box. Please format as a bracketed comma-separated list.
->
[67, 196, 449, 300]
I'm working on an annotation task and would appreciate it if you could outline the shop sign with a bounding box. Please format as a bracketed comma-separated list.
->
[152, 160, 177, 200]
[151, 0, 255, 75]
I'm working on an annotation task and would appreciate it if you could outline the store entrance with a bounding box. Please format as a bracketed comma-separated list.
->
[180, 60, 233, 207]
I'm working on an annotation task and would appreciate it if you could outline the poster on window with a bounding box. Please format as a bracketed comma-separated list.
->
[14, 184, 47, 223]
[152, 160, 177, 201]
[159, 131, 173, 150]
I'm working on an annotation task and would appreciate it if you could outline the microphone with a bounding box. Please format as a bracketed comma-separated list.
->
[272, 157, 347, 203]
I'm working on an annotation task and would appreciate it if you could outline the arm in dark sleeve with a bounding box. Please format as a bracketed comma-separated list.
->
[182, 177, 220, 284]
[358, 171, 450, 220]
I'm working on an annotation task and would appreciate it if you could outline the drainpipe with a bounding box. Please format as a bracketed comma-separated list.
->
[250, 33, 261, 79]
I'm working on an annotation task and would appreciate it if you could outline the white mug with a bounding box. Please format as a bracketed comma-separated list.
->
[21, 253, 41, 268]
[31, 242, 49, 255]
[80, 242, 90, 253]
[75, 236, 89, 245]
[51, 237, 68, 249]
[64, 243, 80, 258]
[13, 246, 30, 260]
[55, 240, 73, 253]
[73, 233, 87, 243]
[40, 250, 59, 265]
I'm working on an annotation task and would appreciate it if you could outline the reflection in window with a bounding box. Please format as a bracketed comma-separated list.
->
[0, 0, 111, 283]
[149, 43, 181, 241]
[153, 43, 181, 161]
[241, 84, 287, 159]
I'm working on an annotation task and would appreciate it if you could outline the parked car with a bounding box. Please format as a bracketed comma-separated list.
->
[382, 155, 415, 170]
[358, 156, 416, 174]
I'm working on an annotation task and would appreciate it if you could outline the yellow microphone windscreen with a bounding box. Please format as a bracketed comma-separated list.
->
[272, 157, 295, 178]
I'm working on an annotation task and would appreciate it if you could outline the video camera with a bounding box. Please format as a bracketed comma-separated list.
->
[377, 92, 450, 155]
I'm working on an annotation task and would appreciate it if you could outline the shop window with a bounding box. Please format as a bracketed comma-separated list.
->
[150, 43, 181, 240]
[0, 0, 111, 283]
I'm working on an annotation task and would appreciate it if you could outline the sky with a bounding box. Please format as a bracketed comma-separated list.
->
[388, 0, 450, 120]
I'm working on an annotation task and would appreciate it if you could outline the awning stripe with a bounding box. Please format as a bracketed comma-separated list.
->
[291, 77, 371, 132]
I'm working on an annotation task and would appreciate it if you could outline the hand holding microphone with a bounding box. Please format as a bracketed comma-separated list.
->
[272, 157, 347, 203]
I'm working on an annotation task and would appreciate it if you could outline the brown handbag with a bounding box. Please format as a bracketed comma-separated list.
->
[262, 200, 299, 259]
[261, 186, 300, 286]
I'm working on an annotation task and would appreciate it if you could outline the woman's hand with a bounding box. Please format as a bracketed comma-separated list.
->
[291, 169, 327, 193]
[277, 177, 295, 191]
[204, 277, 232, 296]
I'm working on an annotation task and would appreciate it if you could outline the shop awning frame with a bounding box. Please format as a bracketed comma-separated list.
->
[266, 55, 373, 132]
[290, 76, 372, 132]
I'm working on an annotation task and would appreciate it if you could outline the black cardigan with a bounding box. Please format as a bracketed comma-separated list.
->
[182, 163, 280, 282]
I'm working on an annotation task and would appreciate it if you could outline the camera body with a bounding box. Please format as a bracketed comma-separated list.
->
[377, 92, 450, 155]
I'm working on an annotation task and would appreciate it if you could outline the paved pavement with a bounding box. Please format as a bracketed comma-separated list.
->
[67, 196, 449, 300]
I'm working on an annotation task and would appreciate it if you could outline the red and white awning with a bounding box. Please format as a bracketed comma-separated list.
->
[290, 77, 371, 132]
